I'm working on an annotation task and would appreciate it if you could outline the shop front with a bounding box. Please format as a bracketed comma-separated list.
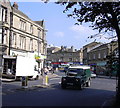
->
[96, 61, 107, 75]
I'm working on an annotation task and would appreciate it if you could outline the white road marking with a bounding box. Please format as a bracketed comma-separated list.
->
[49, 77, 61, 80]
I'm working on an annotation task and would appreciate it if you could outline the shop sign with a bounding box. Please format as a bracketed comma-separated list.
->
[34, 54, 40, 60]
[97, 61, 106, 66]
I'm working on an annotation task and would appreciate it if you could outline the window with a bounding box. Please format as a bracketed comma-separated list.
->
[69, 58, 72, 61]
[20, 20, 26, 31]
[29, 38, 33, 51]
[3, 29, 7, 44]
[98, 53, 101, 58]
[38, 41, 41, 53]
[103, 52, 106, 58]
[0, 7, 7, 22]
[89, 55, 91, 60]
[12, 33, 16, 47]
[38, 29, 41, 38]
[93, 54, 96, 59]
[30, 24, 33, 34]
[0, 29, 2, 44]
[0, 6, 2, 22]
[20, 36, 26, 49]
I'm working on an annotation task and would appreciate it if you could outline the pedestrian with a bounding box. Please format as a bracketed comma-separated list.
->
[44, 66, 49, 75]
[41, 68, 44, 76]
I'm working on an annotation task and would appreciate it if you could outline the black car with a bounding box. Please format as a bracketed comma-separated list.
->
[61, 65, 91, 89]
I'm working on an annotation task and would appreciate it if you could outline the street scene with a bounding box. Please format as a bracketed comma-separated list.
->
[2, 71, 116, 107]
[0, 0, 120, 108]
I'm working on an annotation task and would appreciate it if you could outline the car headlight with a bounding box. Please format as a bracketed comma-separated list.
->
[62, 78, 66, 81]
[76, 79, 79, 81]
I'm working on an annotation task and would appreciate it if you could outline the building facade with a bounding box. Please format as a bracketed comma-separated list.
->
[9, 3, 47, 69]
[83, 42, 102, 65]
[0, 0, 11, 74]
[47, 46, 83, 65]
[0, 1, 47, 77]
[83, 41, 118, 75]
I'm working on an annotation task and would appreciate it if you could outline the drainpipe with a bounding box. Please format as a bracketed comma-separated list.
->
[8, 7, 13, 56]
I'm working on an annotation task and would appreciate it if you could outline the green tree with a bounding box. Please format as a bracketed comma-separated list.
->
[56, 1, 120, 105]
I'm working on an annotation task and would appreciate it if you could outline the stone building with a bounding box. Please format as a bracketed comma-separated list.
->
[83, 42, 102, 65]
[0, 1, 47, 77]
[47, 46, 83, 65]
[0, 0, 11, 74]
[83, 41, 118, 75]
[9, 2, 47, 69]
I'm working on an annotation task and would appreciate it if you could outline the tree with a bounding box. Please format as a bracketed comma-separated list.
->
[56, 1, 120, 105]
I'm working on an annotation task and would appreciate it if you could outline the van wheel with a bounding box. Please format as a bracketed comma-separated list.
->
[86, 79, 91, 87]
[35, 75, 39, 80]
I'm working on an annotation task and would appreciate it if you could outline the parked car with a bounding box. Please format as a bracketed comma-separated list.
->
[91, 72, 96, 78]
[32, 70, 40, 80]
[61, 65, 92, 89]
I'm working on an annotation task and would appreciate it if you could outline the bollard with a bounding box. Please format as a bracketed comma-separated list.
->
[21, 76, 28, 88]
[45, 75, 49, 85]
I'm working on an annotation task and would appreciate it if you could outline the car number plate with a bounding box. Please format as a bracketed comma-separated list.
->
[67, 83, 73, 85]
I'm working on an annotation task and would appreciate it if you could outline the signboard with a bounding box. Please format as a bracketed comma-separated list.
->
[97, 61, 106, 66]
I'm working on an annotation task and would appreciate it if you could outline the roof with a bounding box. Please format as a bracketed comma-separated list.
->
[13, 7, 30, 20]
[34, 21, 44, 27]
[83, 42, 102, 48]
[69, 65, 90, 69]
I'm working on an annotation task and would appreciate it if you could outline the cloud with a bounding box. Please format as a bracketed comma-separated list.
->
[53, 32, 64, 37]
[70, 25, 96, 35]
[69, 25, 97, 42]
[69, 25, 116, 44]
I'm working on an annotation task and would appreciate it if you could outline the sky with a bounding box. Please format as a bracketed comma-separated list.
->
[10, 0, 114, 50]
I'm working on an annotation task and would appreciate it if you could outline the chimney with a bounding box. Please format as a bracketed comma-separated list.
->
[13, 2, 18, 10]
[71, 46, 74, 52]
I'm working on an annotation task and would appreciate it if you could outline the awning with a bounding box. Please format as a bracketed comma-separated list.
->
[3, 55, 16, 59]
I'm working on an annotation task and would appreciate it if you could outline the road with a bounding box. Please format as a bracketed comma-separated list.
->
[2, 72, 116, 107]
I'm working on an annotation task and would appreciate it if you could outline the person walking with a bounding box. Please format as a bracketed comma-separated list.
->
[43, 66, 49, 85]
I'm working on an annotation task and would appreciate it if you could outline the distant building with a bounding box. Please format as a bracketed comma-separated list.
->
[83, 42, 102, 65]
[47, 46, 83, 65]
[83, 41, 118, 75]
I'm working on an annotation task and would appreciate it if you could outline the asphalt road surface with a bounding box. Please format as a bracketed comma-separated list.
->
[2, 72, 116, 107]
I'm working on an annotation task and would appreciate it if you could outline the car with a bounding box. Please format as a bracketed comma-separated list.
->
[91, 72, 96, 78]
[32, 70, 40, 80]
[61, 65, 92, 89]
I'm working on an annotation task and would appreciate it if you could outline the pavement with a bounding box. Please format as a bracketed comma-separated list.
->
[101, 96, 120, 108]
[2, 72, 59, 93]
[2, 72, 58, 82]
[97, 75, 116, 79]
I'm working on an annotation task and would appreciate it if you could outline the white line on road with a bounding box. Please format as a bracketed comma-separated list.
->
[49, 78, 60, 80]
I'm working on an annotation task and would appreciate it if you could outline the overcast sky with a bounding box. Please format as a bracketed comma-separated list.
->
[10, 1, 114, 49]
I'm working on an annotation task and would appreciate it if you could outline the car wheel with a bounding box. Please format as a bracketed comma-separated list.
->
[79, 83, 84, 90]
[61, 84, 66, 89]
[86, 79, 91, 87]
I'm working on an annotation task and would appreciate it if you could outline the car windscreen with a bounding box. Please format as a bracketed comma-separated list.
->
[67, 68, 84, 76]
